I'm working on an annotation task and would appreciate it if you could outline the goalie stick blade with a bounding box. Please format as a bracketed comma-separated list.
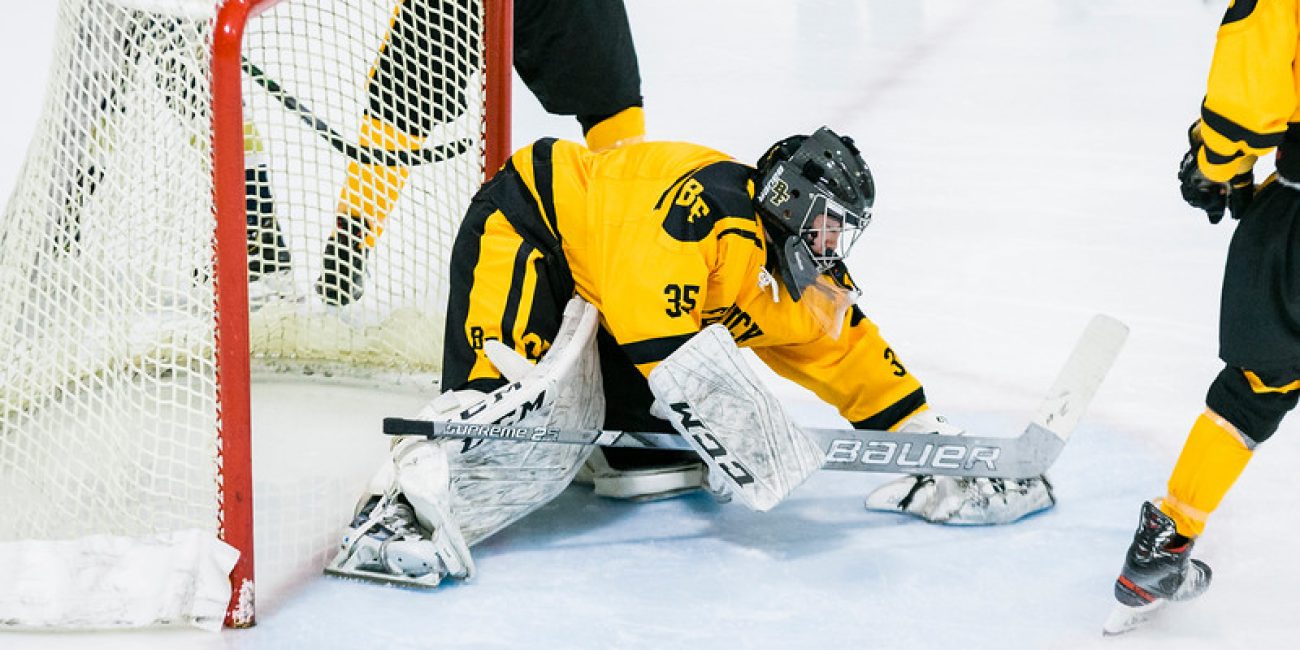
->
[384, 314, 1128, 479]
[1033, 314, 1129, 443]
[804, 314, 1126, 477]
[323, 564, 444, 590]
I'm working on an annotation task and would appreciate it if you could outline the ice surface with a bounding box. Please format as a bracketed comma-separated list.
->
[2, 1, 1295, 648]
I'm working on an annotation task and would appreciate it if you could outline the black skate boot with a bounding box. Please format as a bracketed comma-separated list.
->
[1103, 500, 1212, 634]
[315, 214, 370, 306]
[245, 163, 291, 279]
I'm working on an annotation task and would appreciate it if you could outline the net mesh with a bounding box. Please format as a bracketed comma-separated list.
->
[0, 0, 486, 609]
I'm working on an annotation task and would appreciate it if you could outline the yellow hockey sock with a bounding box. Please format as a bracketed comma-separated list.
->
[1160, 409, 1253, 538]
[244, 119, 265, 157]
[336, 115, 424, 247]
[585, 106, 645, 153]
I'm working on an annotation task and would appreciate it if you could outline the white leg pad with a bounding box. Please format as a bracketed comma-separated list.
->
[648, 325, 823, 512]
[441, 296, 606, 544]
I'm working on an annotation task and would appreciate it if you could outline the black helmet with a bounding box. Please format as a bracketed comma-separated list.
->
[754, 126, 874, 301]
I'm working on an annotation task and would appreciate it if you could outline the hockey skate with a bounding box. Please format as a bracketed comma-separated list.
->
[327, 436, 474, 588]
[576, 448, 709, 502]
[326, 490, 473, 589]
[315, 213, 369, 306]
[1103, 501, 1212, 635]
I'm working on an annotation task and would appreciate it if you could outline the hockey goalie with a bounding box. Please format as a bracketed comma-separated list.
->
[326, 127, 1055, 586]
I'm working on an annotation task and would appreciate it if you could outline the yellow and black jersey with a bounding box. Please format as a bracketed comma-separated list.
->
[1196, 0, 1300, 182]
[451, 138, 924, 428]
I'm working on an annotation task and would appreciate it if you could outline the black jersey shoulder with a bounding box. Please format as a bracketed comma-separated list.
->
[1222, 0, 1256, 25]
[660, 161, 758, 242]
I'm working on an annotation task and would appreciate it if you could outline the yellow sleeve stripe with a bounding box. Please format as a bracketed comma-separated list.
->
[1197, 148, 1258, 183]
[1198, 107, 1284, 181]
[1201, 105, 1286, 151]
[1242, 369, 1300, 395]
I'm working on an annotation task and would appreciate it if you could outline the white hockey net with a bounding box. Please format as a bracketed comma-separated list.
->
[0, 0, 500, 629]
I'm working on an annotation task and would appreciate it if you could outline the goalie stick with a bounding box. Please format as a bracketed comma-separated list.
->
[385, 314, 1128, 480]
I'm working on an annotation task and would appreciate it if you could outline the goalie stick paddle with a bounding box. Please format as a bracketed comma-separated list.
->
[384, 314, 1128, 479]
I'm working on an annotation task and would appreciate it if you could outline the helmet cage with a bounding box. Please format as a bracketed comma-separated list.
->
[798, 193, 865, 273]
[755, 126, 874, 299]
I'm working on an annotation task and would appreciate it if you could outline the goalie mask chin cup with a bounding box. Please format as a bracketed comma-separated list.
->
[755, 126, 874, 300]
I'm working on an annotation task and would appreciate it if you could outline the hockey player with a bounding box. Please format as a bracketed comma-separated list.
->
[327, 126, 1056, 587]
[1105, 1, 1300, 634]
[314, 0, 646, 308]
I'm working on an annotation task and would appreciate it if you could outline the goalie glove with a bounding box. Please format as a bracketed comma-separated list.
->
[862, 410, 1055, 525]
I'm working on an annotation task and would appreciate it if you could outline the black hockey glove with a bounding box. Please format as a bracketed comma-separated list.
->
[1178, 145, 1228, 224]
[1226, 170, 1255, 220]
[1177, 121, 1256, 224]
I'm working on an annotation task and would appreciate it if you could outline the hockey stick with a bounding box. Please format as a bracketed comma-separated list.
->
[240, 57, 472, 167]
[384, 315, 1128, 480]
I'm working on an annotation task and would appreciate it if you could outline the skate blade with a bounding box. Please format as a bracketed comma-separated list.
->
[622, 486, 704, 503]
[323, 546, 446, 590]
[324, 563, 445, 589]
[592, 465, 705, 502]
[1102, 600, 1165, 636]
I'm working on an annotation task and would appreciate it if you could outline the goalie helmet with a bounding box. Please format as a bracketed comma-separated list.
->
[754, 126, 873, 335]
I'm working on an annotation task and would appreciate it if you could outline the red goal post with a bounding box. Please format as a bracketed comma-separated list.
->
[211, 0, 512, 627]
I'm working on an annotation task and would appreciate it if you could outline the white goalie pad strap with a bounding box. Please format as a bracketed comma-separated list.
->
[648, 325, 823, 512]
[0, 529, 238, 630]
[442, 296, 606, 544]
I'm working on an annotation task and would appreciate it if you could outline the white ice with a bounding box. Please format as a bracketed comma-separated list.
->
[2, 1, 1295, 648]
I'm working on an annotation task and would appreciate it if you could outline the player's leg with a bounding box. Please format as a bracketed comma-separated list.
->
[1112, 179, 1300, 611]
[440, 178, 570, 394]
[331, 170, 586, 584]
[513, 0, 645, 152]
[318, 0, 479, 305]
[1113, 367, 1297, 607]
